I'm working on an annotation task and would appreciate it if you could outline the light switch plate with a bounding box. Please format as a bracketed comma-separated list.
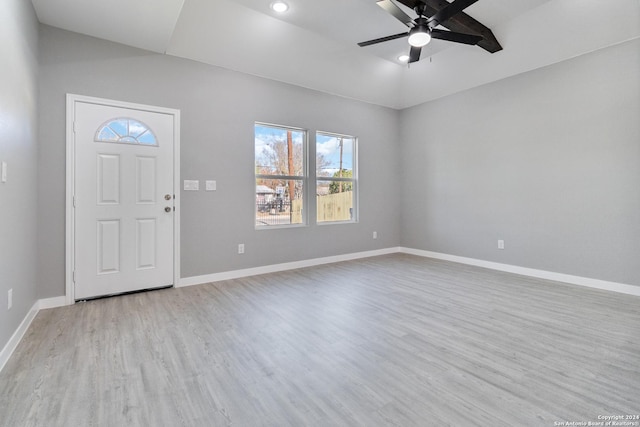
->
[1, 161, 6, 183]
[205, 180, 216, 191]
[183, 180, 199, 191]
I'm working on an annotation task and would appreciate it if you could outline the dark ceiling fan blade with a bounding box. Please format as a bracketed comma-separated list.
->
[427, 0, 478, 28]
[376, 0, 414, 26]
[431, 28, 482, 45]
[409, 46, 422, 63]
[358, 32, 409, 47]
[395, 0, 502, 53]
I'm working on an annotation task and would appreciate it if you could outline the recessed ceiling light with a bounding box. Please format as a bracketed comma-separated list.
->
[398, 54, 410, 62]
[271, 1, 289, 12]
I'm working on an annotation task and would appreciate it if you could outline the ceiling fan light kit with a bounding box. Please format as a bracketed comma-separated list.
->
[358, 0, 501, 64]
[408, 27, 431, 47]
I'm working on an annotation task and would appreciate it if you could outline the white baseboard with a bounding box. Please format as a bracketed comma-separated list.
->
[38, 296, 69, 310]
[0, 301, 39, 373]
[400, 247, 640, 297]
[178, 247, 400, 287]
[0, 296, 70, 374]
[180, 246, 639, 297]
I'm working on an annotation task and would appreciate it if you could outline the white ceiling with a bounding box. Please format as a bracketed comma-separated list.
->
[32, 0, 640, 109]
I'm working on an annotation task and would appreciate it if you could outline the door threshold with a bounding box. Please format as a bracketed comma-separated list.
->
[75, 285, 173, 302]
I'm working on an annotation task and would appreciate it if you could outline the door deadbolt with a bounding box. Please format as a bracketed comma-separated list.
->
[164, 194, 172, 200]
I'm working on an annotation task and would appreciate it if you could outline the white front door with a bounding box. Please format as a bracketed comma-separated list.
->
[72, 99, 176, 300]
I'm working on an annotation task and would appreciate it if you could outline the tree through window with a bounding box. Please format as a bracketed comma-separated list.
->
[255, 123, 307, 227]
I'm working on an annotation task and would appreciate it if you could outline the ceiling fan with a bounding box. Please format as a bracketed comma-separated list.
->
[358, 0, 491, 63]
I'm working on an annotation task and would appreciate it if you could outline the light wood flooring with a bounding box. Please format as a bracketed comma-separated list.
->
[1, 254, 639, 426]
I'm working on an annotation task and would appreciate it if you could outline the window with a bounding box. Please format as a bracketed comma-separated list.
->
[255, 123, 307, 227]
[316, 132, 357, 223]
[95, 118, 157, 146]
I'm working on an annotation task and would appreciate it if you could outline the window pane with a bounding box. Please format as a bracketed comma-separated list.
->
[95, 118, 158, 146]
[255, 124, 305, 176]
[316, 133, 354, 178]
[256, 179, 304, 227]
[317, 180, 354, 223]
[316, 131, 356, 224]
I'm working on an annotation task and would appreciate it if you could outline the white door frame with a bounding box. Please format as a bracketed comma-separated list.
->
[65, 94, 181, 304]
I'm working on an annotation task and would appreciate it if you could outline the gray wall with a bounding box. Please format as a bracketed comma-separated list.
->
[31, 23, 640, 302]
[2, 14, 637, 355]
[0, 0, 39, 350]
[400, 38, 640, 286]
[37, 25, 401, 298]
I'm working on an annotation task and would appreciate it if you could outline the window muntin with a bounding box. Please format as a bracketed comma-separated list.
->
[316, 132, 357, 223]
[95, 118, 158, 146]
[255, 123, 307, 228]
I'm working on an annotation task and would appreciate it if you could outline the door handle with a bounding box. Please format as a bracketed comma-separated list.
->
[165, 207, 172, 213]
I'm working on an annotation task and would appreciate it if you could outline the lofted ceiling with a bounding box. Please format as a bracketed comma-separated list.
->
[31, 0, 640, 109]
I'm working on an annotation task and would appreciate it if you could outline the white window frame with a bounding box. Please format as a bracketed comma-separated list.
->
[255, 122, 308, 229]
[315, 131, 358, 225]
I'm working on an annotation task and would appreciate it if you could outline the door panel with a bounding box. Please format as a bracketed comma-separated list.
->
[97, 154, 120, 204]
[136, 156, 156, 204]
[136, 218, 157, 269]
[97, 219, 121, 274]
[74, 101, 174, 299]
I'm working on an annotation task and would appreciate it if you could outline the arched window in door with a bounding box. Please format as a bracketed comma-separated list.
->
[95, 117, 158, 146]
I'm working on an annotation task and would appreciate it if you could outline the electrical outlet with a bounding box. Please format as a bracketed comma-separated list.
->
[8, 289, 12, 310]
[373, 231, 378, 239]
[498, 239, 505, 250]
[238, 244, 245, 254]
[1, 161, 7, 183]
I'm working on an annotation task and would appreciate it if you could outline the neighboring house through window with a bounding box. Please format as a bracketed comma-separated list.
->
[255, 123, 307, 228]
